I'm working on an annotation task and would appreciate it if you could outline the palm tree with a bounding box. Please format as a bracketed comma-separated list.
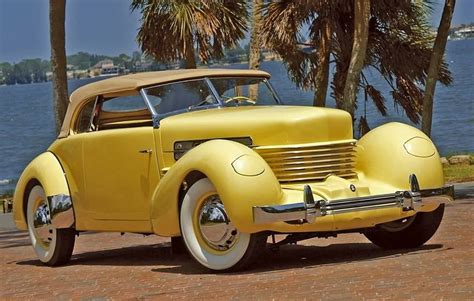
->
[341, 0, 370, 119]
[131, 0, 248, 69]
[260, 0, 452, 128]
[313, 12, 332, 107]
[50, 0, 69, 133]
[421, 0, 456, 137]
[248, 0, 263, 100]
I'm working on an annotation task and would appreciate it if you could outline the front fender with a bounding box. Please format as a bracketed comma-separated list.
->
[150, 140, 283, 236]
[356, 122, 444, 193]
[12, 152, 71, 230]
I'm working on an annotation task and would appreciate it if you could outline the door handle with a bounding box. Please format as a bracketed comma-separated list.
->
[138, 149, 153, 154]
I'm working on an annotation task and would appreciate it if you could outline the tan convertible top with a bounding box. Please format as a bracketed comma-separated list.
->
[59, 69, 271, 138]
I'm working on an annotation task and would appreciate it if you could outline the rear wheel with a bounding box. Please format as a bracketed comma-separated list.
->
[180, 178, 267, 272]
[364, 204, 444, 249]
[27, 185, 75, 266]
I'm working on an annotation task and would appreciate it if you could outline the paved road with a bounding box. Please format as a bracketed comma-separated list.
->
[1, 194, 473, 299]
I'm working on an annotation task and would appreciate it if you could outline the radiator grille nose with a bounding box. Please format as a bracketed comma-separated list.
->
[255, 140, 358, 183]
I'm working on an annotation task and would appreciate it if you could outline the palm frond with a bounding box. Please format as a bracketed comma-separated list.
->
[132, 0, 248, 65]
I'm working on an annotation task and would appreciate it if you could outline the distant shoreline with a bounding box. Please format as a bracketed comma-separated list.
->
[0, 57, 285, 87]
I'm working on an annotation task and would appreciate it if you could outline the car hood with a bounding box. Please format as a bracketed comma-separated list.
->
[159, 106, 353, 152]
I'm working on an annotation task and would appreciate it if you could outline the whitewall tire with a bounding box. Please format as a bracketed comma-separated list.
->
[180, 178, 266, 272]
[26, 185, 75, 266]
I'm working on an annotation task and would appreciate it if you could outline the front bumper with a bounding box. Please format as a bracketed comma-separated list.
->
[253, 174, 454, 224]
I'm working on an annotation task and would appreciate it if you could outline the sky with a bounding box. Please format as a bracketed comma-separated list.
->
[0, 0, 473, 63]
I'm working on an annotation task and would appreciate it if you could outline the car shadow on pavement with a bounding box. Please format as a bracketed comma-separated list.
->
[14, 240, 447, 274]
[151, 242, 447, 275]
[16, 241, 195, 267]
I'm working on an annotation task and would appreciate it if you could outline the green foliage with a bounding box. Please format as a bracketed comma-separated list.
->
[0, 59, 50, 85]
[260, 0, 453, 124]
[131, 0, 248, 66]
[444, 164, 474, 183]
[0, 51, 168, 85]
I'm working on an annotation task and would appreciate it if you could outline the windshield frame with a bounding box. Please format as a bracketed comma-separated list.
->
[140, 76, 281, 128]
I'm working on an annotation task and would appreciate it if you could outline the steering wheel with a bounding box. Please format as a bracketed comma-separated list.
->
[188, 95, 216, 110]
[223, 96, 256, 105]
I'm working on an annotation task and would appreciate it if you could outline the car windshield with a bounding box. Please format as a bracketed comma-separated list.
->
[144, 79, 219, 116]
[143, 76, 280, 117]
[209, 77, 280, 107]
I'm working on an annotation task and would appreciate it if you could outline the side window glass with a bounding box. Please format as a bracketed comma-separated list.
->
[95, 94, 153, 131]
[102, 95, 147, 112]
[75, 100, 95, 133]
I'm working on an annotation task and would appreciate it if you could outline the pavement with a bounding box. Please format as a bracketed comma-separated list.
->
[1, 183, 473, 300]
[0, 213, 15, 231]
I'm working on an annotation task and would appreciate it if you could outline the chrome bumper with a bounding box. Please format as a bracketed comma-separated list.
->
[253, 174, 454, 224]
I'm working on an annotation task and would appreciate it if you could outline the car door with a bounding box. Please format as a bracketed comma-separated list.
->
[82, 95, 160, 232]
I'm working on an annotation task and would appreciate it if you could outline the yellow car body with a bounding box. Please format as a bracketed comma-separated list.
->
[13, 69, 453, 270]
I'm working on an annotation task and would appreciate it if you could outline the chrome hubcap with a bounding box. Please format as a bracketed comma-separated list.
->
[198, 195, 239, 251]
[33, 200, 54, 246]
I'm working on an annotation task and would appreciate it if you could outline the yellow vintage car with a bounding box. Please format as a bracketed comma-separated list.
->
[13, 69, 453, 271]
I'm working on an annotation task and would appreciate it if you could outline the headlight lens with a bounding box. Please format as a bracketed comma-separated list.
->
[231, 155, 265, 176]
[403, 137, 435, 158]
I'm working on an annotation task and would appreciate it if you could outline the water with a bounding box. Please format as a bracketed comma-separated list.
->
[1, 40, 473, 194]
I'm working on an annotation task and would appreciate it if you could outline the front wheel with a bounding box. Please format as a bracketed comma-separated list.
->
[27, 185, 75, 266]
[180, 178, 267, 272]
[364, 204, 444, 249]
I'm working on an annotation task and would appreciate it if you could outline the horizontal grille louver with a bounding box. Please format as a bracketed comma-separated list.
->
[255, 141, 357, 183]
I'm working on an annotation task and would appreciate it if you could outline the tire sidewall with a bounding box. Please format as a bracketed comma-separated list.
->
[27, 185, 57, 263]
[180, 178, 251, 271]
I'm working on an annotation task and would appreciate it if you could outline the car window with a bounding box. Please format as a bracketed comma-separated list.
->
[75, 100, 95, 133]
[210, 77, 279, 106]
[102, 95, 148, 112]
[91, 94, 154, 131]
[145, 79, 218, 115]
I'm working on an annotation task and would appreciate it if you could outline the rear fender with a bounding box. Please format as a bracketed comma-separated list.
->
[150, 140, 283, 236]
[12, 152, 73, 230]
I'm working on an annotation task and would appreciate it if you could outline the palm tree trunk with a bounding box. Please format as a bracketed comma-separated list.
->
[341, 0, 370, 118]
[184, 34, 197, 69]
[421, 0, 455, 137]
[249, 0, 263, 100]
[313, 18, 332, 107]
[50, 0, 68, 134]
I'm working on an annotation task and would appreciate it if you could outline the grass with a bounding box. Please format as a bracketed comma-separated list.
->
[442, 153, 474, 183]
[443, 164, 474, 183]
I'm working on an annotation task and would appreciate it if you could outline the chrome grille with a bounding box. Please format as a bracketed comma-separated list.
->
[255, 140, 357, 183]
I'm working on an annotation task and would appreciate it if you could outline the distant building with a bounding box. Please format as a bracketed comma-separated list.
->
[449, 25, 474, 40]
[100, 63, 120, 75]
[455, 26, 474, 38]
[91, 59, 120, 76]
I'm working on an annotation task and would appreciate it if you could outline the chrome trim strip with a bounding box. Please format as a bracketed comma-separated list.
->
[204, 77, 223, 106]
[46, 194, 75, 228]
[88, 95, 100, 132]
[253, 174, 454, 224]
[264, 79, 283, 104]
[140, 88, 160, 128]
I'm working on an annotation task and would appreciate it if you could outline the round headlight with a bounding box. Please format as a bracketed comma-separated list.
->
[231, 155, 265, 176]
[403, 137, 435, 158]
